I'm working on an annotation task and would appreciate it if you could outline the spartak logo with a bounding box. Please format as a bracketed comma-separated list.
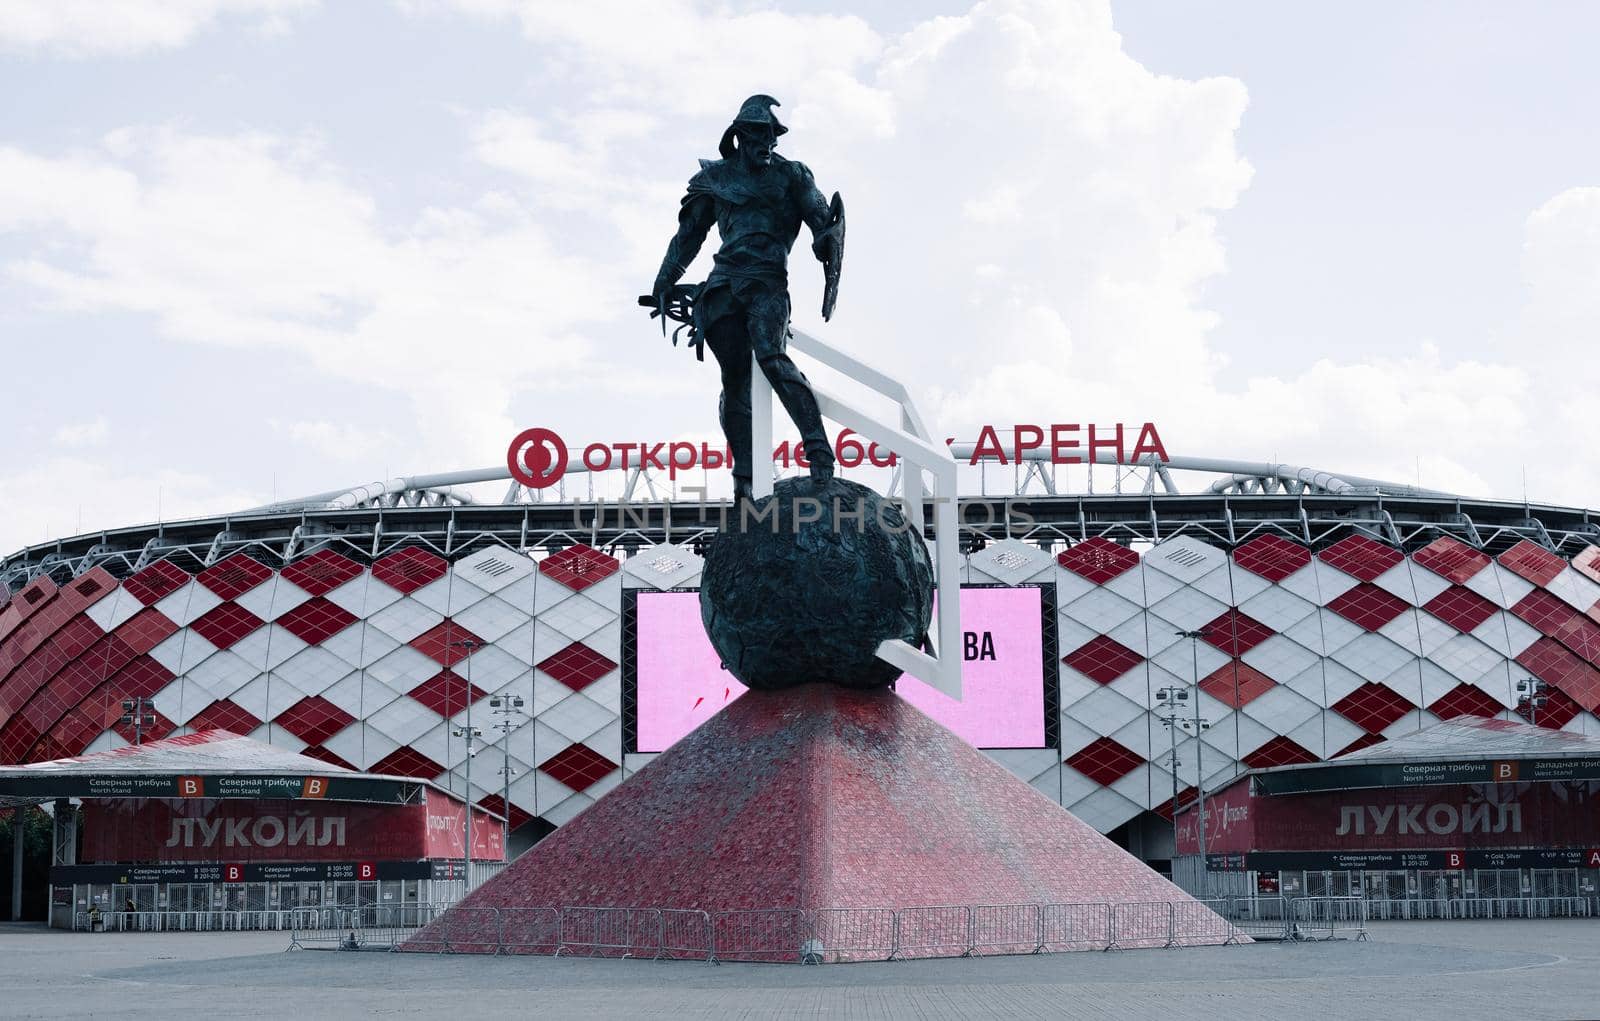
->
[507, 427, 568, 489]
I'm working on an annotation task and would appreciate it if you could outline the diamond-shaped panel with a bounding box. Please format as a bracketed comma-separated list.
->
[537, 741, 618, 793]
[1148, 587, 1227, 632]
[1060, 588, 1141, 633]
[1318, 535, 1404, 582]
[323, 572, 402, 620]
[1240, 634, 1321, 684]
[231, 576, 312, 624]
[276, 596, 358, 646]
[536, 641, 618, 692]
[1423, 586, 1498, 634]
[1333, 682, 1416, 733]
[1233, 535, 1311, 583]
[969, 538, 1053, 583]
[1056, 537, 1138, 584]
[1572, 546, 1600, 586]
[1412, 537, 1490, 585]
[408, 670, 488, 717]
[449, 595, 525, 644]
[197, 554, 274, 601]
[539, 545, 620, 592]
[476, 794, 535, 831]
[115, 607, 179, 656]
[1515, 638, 1600, 712]
[455, 547, 536, 595]
[1462, 563, 1533, 611]
[274, 695, 355, 746]
[1237, 586, 1315, 631]
[1427, 683, 1506, 721]
[153, 580, 223, 627]
[409, 621, 484, 666]
[1065, 736, 1145, 786]
[1242, 735, 1318, 769]
[1497, 540, 1566, 587]
[188, 698, 263, 734]
[365, 695, 442, 745]
[1197, 661, 1276, 708]
[1334, 732, 1386, 757]
[1550, 613, 1600, 664]
[1511, 588, 1579, 637]
[272, 646, 352, 697]
[1063, 635, 1144, 685]
[1327, 583, 1410, 631]
[1145, 539, 1225, 583]
[281, 549, 365, 597]
[369, 745, 445, 780]
[372, 548, 449, 595]
[187, 602, 265, 651]
[539, 593, 615, 642]
[122, 561, 192, 606]
[299, 744, 358, 771]
[1199, 609, 1274, 656]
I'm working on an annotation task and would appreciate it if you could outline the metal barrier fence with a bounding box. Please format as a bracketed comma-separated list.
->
[1207, 896, 1294, 941]
[284, 897, 1397, 958]
[1363, 897, 1593, 921]
[1291, 896, 1369, 941]
[260, 893, 1587, 959]
[1041, 902, 1111, 951]
[78, 909, 309, 933]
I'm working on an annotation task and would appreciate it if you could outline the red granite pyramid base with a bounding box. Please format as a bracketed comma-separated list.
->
[404, 684, 1240, 959]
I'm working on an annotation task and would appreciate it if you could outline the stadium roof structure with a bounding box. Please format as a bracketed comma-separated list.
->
[0, 730, 502, 813]
[1243, 718, 1600, 795]
[8, 448, 1600, 594]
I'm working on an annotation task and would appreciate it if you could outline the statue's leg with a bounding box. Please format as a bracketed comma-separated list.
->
[758, 353, 835, 483]
[707, 319, 754, 497]
[746, 289, 834, 484]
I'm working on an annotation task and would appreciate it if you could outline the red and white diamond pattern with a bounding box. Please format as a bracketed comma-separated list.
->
[5, 534, 1600, 840]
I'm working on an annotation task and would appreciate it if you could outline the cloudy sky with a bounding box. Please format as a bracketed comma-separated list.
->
[1, 0, 1597, 556]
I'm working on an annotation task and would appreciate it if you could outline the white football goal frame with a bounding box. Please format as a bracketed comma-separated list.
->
[750, 331, 963, 699]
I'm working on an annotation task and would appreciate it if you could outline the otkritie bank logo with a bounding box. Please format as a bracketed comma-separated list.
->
[507, 427, 569, 489]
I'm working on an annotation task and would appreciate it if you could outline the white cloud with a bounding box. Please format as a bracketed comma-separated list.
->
[52, 417, 109, 448]
[0, 127, 615, 469]
[278, 420, 394, 461]
[0, 0, 317, 57]
[0, 456, 259, 554]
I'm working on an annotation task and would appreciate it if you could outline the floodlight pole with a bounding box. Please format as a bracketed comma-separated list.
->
[451, 639, 480, 891]
[119, 697, 156, 746]
[1154, 685, 1187, 829]
[1516, 677, 1548, 727]
[1175, 630, 1213, 868]
[489, 695, 525, 853]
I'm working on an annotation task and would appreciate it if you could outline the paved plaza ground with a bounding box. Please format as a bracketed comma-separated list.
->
[0, 919, 1596, 1018]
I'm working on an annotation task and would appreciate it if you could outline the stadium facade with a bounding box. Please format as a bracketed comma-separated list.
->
[4, 451, 1600, 894]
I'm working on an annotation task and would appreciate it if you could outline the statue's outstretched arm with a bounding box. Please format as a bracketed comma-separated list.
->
[653, 193, 716, 300]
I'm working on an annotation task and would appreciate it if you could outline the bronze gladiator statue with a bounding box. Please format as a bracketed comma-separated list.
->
[641, 94, 846, 501]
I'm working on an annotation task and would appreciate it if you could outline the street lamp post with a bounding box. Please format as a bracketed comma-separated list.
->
[119, 697, 156, 745]
[1515, 677, 1549, 727]
[1154, 684, 1190, 821]
[1171, 633, 1216, 864]
[489, 694, 525, 853]
[450, 639, 480, 890]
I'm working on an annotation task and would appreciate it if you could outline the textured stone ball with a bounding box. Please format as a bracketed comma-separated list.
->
[699, 477, 934, 690]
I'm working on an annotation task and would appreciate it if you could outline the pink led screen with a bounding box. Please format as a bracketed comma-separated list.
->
[631, 586, 1048, 752]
